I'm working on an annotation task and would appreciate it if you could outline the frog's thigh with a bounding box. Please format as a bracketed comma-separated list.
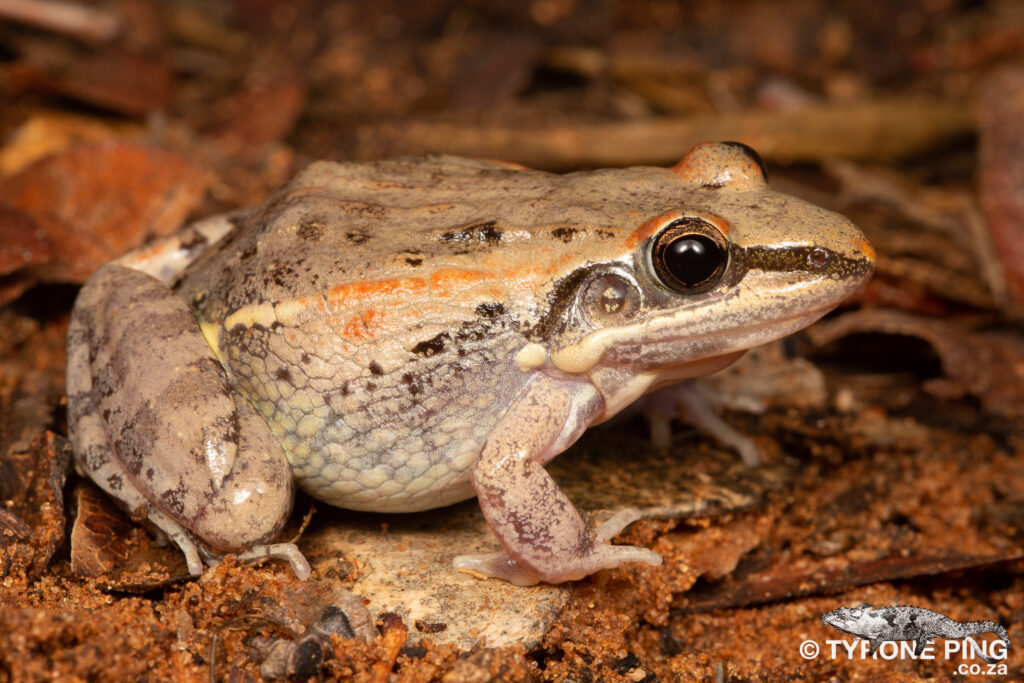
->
[456, 377, 661, 585]
[67, 264, 304, 576]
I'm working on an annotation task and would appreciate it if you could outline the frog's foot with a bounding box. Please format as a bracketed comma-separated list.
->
[147, 514, 311, 579]
[453, 545, 661, 586]
[67, 264, 301, 578]
[233, 543, 312, 579]
[639, 380, 764, 466]
[455, 508, 661, 585]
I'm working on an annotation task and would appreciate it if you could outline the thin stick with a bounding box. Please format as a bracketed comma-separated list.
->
[0, 0, 121, 43]
[357, 98, 974, 170]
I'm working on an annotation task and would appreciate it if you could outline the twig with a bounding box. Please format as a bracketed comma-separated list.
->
[0, 0, 121, 43]
[357, 98, 974, 169]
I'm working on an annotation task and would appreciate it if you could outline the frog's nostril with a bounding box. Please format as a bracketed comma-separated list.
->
[807, 247, 830, 269]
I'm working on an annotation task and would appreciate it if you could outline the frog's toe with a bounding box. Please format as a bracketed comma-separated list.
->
[453, 550, 541, 586]
[588, 542, 663, 573]
[148, 508, 206, 576]
[455, 542, 662, 585]
[234, 543, 312, 580]
[200, 541, 311, 579]
[638, 380, 762, 466]
[591, 510, 663, 569]
[593, 507, 647, 541]
[454, 511, 662, 586]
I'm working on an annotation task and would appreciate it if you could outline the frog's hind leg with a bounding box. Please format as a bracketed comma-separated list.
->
[68, 398, 207, 574]
[67, 263, 309, 578]
[112, 213, 240, 285]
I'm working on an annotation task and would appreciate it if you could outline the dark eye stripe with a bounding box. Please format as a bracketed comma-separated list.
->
[723, 245, 872, 287]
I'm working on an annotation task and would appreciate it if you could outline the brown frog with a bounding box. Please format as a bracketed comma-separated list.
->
[67, 142, 874, 585]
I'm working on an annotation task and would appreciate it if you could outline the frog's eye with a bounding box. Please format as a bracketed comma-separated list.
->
[651, 218, 730, 293]
[582, 273, 641, 326]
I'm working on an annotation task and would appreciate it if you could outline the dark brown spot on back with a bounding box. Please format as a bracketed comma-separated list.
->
[551, 227, 579, 242]
[475, 302, 504, 318]
[297, 219, 324, 241]
[440, 221, 502, 245]
[411, 332, 449, 357]
[401, 372, 423, 396]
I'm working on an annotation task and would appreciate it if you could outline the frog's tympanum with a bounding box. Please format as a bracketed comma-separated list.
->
[67, 143, 874, 585]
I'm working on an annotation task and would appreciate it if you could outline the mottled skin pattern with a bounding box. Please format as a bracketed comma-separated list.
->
[67, 142, 875, 584]
[823, 603, 1011, 663]
[67, 261, 301, 575]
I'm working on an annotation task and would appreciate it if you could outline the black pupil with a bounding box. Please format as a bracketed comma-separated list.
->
[665, 234, 724, 286]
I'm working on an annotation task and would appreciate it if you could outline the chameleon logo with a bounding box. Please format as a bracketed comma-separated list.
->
[822, 603, 1010, 664]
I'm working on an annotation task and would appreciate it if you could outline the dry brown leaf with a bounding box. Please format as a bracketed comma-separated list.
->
[0, 142, 208, 283]
[0, 112, 144, 177]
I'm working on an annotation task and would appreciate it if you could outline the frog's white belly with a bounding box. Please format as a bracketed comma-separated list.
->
[222, 317, 526, 512]
[288, 430, 483, 513]
[238, 376, 501, 512]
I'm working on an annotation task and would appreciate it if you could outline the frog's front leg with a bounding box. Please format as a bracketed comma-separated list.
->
[67, 264, 309, 577]
[454, 377, 662, 585]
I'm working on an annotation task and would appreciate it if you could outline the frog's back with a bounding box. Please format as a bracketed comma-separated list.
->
[177, 155, 700, 325]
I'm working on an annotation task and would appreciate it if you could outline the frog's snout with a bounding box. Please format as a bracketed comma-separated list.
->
[813, 236, 875, 284]
[844, 232, 876, 284]
[853, 235, 877, 263]
[808, 214, 875, 286]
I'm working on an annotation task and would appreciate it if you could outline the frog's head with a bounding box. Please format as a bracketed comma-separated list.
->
[539, 142, 875, 418]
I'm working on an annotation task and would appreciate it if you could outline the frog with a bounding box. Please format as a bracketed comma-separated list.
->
[66, 142, 875, 586]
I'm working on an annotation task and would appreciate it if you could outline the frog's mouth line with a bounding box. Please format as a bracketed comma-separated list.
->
[585, 303, 834, 415]
[550, 263, 867, 375]
[584, 303, 837, 420]
[617, 302, 837, 372]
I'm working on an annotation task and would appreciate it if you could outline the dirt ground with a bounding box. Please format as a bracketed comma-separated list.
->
[1, 1, 1023, 681]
